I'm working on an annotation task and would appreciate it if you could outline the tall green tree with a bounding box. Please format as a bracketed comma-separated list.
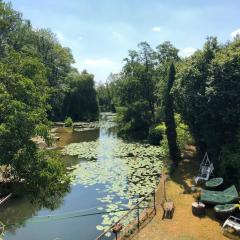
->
[33, 29, 75, 121]
[175, 37, 240, 185]
[63, 70, 99, 121]
[175, 37, 221, 155]
[154, 41, 180, 121]
[165, 63, 181, 167]
[0, 1, 70, 205]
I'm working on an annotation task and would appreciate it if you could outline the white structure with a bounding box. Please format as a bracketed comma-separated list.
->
[222, 216, 240, 233]
[195, 152, 214, 184]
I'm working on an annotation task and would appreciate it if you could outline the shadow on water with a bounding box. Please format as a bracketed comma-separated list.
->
[0, 183, 69, 234]
[0, 197, 41, 235]
[1, 113, 162, 240]
[1, 115, 113, 240]
[56, 128, 100, 148]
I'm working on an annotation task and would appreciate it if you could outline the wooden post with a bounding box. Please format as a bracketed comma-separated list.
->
[137, 205, 140, 231]
[153, 190, 156, 215]
[163, 176, 167, 201]
[113, 223, 122, 240]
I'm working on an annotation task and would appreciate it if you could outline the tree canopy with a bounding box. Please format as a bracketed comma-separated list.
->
[0, 1, 98, 205]
[100, 36, 240, 185]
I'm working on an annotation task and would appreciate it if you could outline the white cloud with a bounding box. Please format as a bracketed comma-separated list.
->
[179, 47, 196, 58]
[83, 58, 114, 67]
[56, 32, 64, 41]
[230, 28, 240, 40]
[112, 31, 122, 39]
[152, 26, 161, 32]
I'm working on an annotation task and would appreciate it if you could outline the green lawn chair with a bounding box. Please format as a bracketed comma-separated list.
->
[201, 185, 239, 205]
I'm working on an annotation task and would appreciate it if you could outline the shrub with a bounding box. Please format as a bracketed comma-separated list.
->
[148, 123, 166, 145]
[116, 101, 152, 139]
[175, 114, 193, 151]
[219, 131, 240, 189]
[219, 147, 240, 189]
[64, 117, 73, 127]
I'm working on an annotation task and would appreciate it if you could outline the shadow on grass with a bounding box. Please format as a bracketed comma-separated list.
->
[192, 207, 224, 227]
[167, 146, 225, 228]
[169, 145, 199, 194]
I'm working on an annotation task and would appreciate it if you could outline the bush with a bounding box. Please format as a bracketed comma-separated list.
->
[175, 114, 193, 151]
[148, 123, 166, 145]
[219, 131, 240, 189]
[219, 147, 240, 189]
[116, 101, 152, 139]
[64, 117, 73, 127]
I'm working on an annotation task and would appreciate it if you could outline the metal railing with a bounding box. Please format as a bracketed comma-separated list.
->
[96, 190, 157, 240]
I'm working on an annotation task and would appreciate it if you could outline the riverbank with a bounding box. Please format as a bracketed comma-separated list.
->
[133, 146, 228, 240]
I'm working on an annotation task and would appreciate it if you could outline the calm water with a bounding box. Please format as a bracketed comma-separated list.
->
[1, 114, 162, 240]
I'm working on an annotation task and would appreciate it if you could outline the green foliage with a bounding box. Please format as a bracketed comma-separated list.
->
[27, 150, 70, 209]
[165, 63, 181, 166]
[64, 117, 73, 127]
[63, 70, 99, 121]
[0, 1, 98, 122]
[175, 37, 221, 155]
[97, 75, 117, 113]
[117, 101, 152, 139]
[175, 37, 240, 163]
[148, 123, 166, 145]
[0, 1, 71, 205]
[175, 114, 193, 151]
[149, 117, 192, 156]
[97, 83, 112, 112]
[218, 131, 240, 188]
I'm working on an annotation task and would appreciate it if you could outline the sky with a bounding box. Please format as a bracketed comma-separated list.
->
[8, 0, 240, 83]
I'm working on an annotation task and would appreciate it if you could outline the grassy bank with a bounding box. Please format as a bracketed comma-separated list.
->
[133, 146, 229, 240]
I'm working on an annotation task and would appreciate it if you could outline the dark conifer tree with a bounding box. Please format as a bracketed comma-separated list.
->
[165, 62, 181, 167]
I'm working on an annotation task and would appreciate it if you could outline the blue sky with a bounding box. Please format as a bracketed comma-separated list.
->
[9, 0, 240, 83]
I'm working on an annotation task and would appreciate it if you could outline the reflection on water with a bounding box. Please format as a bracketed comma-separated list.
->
[0, 197, 38, 235]
[56, 128, 100, 147]
[1, 114, 115, 240]
[1, 113, 162, 240]
[2, 185, 105, 240]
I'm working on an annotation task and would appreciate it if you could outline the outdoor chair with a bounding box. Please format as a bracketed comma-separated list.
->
[195, 152, 214, 184]
[222, 216, 240, 238]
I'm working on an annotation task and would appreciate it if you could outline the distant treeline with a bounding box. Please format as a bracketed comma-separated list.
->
[97, 37, 240, 187]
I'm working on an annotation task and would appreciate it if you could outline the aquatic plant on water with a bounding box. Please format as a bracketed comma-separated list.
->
[63, 139, 164, 232]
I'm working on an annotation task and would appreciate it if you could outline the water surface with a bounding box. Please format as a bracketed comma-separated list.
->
[1, 114, 163, 240]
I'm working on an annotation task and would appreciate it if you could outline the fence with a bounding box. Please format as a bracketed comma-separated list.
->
[96, 190, 157, 240]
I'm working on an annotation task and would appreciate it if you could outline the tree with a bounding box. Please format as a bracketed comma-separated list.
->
[62, 70, 99, 121]
[165, 63, 181, 167]
[175, 37, 221, 156]
[96, 73, 119, 112]
[175, 37, 240, 186]
[33, 29, 75, 121]
[0, 1, 69, 205]
[156, 41, 180, 66]
[117, 101, 152, 139]
[155, 41, 180, 121]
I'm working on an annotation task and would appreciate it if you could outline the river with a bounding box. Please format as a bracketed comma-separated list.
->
[1, 113, 163, 240]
